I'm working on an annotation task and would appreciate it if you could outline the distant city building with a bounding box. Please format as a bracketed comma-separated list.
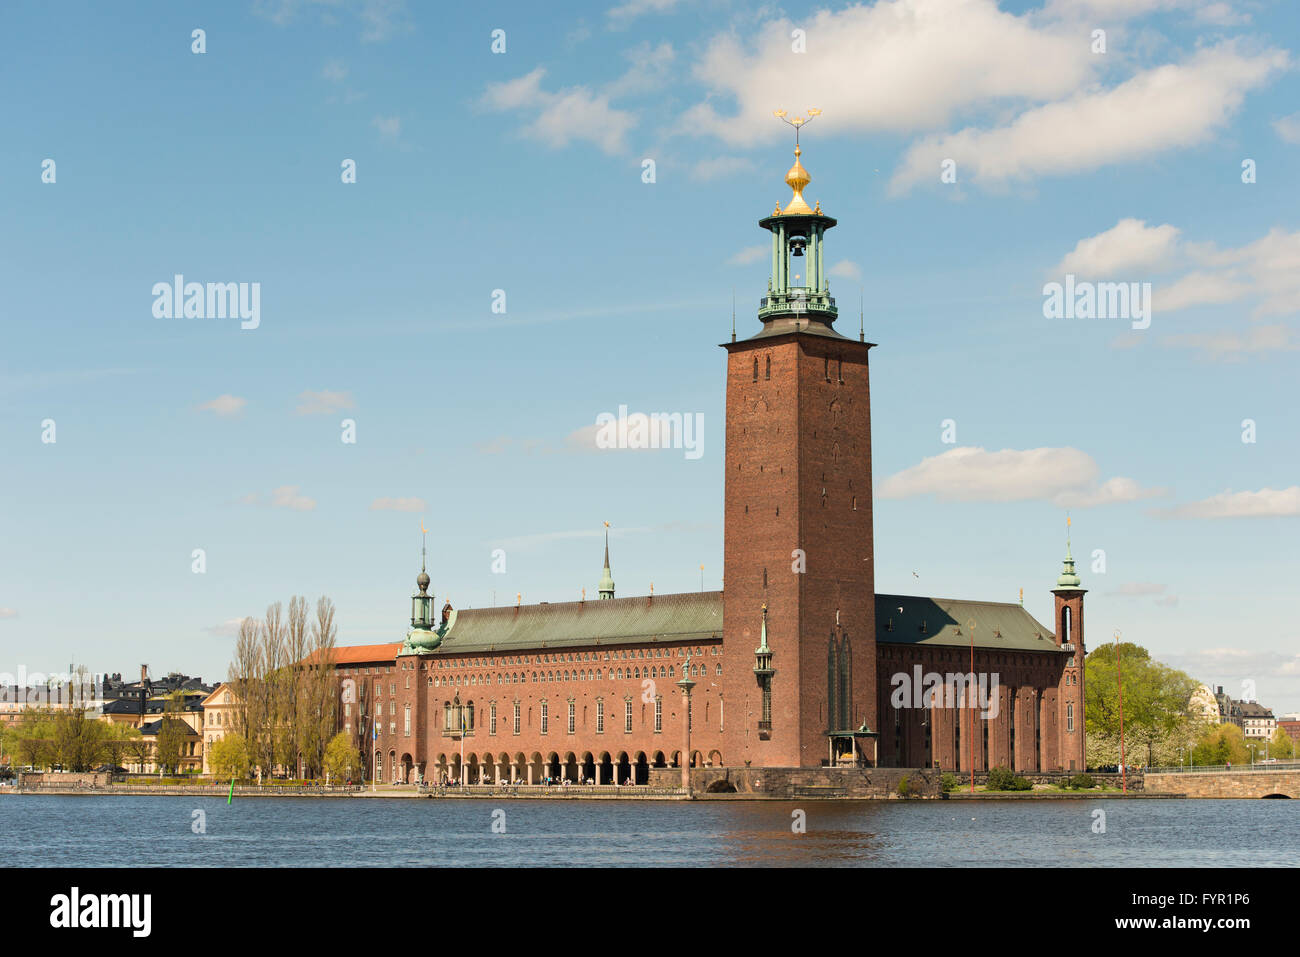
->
[1209, 685, 1277, 740]
[200, 683, 239, 773]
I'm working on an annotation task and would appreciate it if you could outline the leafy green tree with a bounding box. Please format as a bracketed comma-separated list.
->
[323, 732, 360, 783]
[53, 708, 109, 771]
[102, 724, 140, 769]
[1085, 642, 1202, 766]
[12, 710, 57, 769]
[208, 735, 250, 779]
[1191, 722, 1249, 766]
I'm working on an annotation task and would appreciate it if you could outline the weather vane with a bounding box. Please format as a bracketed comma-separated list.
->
[773, 108, 822, 145]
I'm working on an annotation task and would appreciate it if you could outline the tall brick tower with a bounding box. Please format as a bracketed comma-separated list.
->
[1051, 526, 1087, 772]
[721, 115, 878, 769]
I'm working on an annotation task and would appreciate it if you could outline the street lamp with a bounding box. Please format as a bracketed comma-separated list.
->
[677, 649, 696, 796]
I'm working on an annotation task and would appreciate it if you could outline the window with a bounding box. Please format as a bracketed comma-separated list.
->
[752, 357, 758, 382]
[490, 701, 497, 735]
[404, 704, 411, 736]
[540, 702, 549, 735]
[625, 699, 633, 733]
[1066, 702, 1075, 733]
[568, 701, 576, 734]
[654, 697, 662, 733]
[513, 701, 521, 735]
[597, 699, 605, 733]
[765, 355, 771, 380]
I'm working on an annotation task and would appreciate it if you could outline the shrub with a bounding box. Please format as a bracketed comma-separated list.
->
[940, 773, 958, 793]
[1009, 775, 1033, 791]
[1068, 773, 1096, 790]
[897, 775, 911, 797]
[986, 766, 1015, 790]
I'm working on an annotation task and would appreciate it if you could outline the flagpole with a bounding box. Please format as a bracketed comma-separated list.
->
[1115, 629, 1127, 793]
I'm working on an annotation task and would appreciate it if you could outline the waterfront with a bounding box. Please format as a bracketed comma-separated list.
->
[2, 796, 1295, 867]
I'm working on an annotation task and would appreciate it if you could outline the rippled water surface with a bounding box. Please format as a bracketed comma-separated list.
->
[2, 795, 1295, 866]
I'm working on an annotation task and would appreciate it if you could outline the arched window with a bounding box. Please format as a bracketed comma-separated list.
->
[1062, 606, 1073, 644]
[753, 357, 758, 382]
[765, 355, 771, 380]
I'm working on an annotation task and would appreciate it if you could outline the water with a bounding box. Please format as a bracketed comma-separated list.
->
[2, 796, 1294, 867]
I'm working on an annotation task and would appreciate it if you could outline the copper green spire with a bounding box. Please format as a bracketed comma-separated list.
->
[1056, 515, 1083, 590]
[598, 521, 615, 599]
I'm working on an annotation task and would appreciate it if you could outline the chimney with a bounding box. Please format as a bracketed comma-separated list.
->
[141, 664, 148, 683]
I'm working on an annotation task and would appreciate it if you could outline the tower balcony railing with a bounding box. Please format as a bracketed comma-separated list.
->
[758, 289, 837, 322]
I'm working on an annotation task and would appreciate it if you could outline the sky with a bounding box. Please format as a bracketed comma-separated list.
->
[1, 0, 1298, 712]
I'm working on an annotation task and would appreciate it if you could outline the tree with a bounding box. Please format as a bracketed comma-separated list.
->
[1191, 722, 1249, 766]
[1085, 642, 1202, 766]
[11, 710, 56, 769]
[154, 691, 190, 774]
[125, 731, 152, 773]
[323, 731, 359, 783]
[53, 708, 109, 771]
[103, 724, 141, 769]
[302, 596, 339, 779]
[208, 735, 250, 780]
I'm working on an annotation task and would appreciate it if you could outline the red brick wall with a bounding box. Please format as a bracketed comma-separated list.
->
[721, 332, 877, 768]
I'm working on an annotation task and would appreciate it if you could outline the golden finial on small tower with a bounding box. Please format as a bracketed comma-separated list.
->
[773, 109, 821, 215]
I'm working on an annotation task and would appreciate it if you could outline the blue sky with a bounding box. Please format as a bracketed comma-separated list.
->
[2, 0, 1298, 712]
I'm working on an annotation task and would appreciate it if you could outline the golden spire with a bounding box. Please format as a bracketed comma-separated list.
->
[773, 109, 821, 215]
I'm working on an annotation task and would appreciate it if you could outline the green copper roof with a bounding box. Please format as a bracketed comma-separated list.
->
[435, 591, 722, 655]
[875, 595, 1059, 652]
[1055, 539, 1083, 590]
[598, 531, 615, 599]
[412, 590, 1062, 656]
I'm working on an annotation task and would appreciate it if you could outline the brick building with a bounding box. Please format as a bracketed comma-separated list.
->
[329, 132, 1086, 785]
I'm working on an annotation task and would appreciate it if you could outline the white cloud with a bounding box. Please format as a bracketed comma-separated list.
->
[197, 394, 247, 417]
[685, 1, 1092, 147]
[891, 42, 1288, 192]
[1051, 219, 1181, 277]
[204, 617, 252, 638]
[607, 0, 680, 28]
[321, 60, 348, 82]
[295, 390, 355, 415]
[1110, 583, 1168, 596]
[879, 446, 1163, 506]
[727, 245, 767, 266]
[1156, 486, 1300, 519]
[369, 496, 427, 512]
[483, 68, 636, 155]
[1053, 222, 1300, 329]
[241, 486, 317, 511]
[606, 41, 675, 98]
[1275, 112, 1300, 144]
[1160, 323, 1298, 360]
[1055, 476, 1169, 508]
[270, 486, 316, 511]
[829, 260, 862, 281]
[372, 114, 401, 138]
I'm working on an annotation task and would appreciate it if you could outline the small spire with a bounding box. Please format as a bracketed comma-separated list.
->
[598, 521, 615, 599]
[859, 290, 864, 342]
[1056, 514, 1083, 589]
[756, 602, 771, 653]
[731, 291, 736, 343]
